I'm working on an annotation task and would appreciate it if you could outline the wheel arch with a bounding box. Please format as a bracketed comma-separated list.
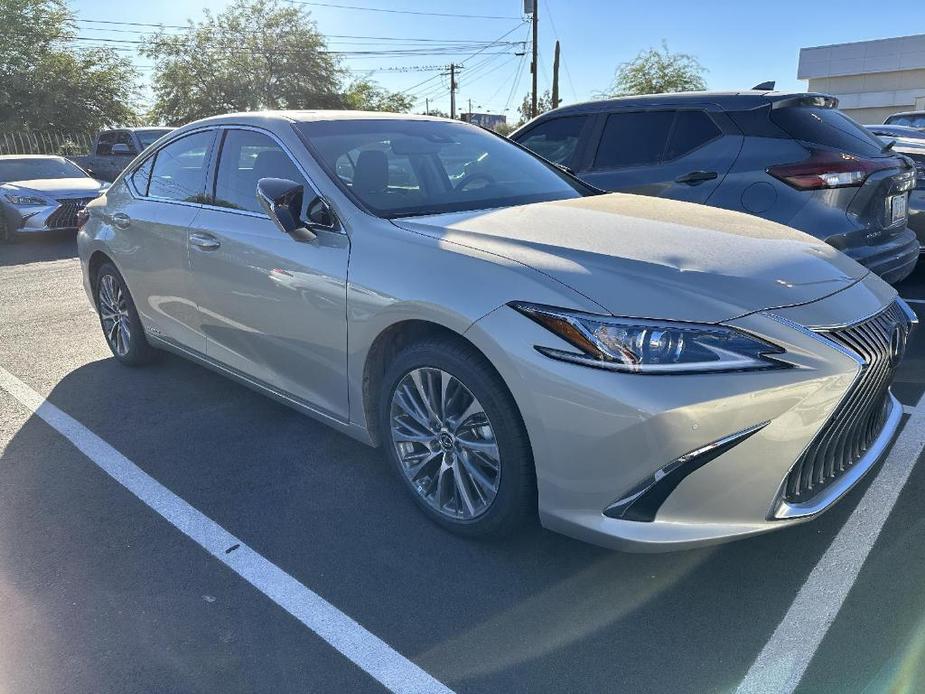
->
[361, 318, 524, 449]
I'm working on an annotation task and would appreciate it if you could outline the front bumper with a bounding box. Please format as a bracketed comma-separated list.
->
[465, 275, 909, 552]
[3, 196, 95, 234]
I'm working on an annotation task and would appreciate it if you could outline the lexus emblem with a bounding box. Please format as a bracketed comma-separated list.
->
[890, 324, 907, 367]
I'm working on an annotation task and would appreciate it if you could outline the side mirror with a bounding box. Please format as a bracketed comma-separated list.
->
[111, 143, 136, 156]
[257, 178, 338, 242]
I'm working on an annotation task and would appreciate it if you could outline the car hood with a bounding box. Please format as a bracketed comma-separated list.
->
[2, 178, 105, 197]
[392, 193, 867, 323]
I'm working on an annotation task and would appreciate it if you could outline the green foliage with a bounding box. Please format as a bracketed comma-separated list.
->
[604, 42, 707, 97]
[143, 0, 346, 125]
[343, 78, 414, 113]
[0, 0, 138, 132]
[517, 90, 554, 126]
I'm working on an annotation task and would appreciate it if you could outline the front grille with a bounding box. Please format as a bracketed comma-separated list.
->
[46, 197, 94, 229]
[783, 302, 910, 504]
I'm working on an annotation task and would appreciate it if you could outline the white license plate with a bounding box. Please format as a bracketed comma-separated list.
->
[890, 194, 908, 225]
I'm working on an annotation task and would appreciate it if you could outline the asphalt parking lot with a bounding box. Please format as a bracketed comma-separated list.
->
[2, 234, 925, 694]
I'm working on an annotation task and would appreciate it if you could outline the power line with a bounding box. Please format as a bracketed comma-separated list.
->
[282, 0, 522, 20]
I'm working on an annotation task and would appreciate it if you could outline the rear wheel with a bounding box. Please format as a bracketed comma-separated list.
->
[95, 262, 158, 366]
[379, 337, 535, 537]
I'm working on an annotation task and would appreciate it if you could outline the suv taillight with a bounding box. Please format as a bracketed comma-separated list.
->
[767, 150, 894, 190]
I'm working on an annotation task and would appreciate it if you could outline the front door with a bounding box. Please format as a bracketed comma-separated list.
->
[188, 127, 350, 420]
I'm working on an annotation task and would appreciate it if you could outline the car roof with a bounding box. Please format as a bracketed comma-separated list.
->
[887, 111, 925, 118]
[180, 110, 457, 130]
[522, 90, 832, 119]
[0, 154, 67, 161]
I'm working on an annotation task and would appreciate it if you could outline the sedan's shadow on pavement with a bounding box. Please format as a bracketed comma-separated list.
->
[0, 349, 873, 693]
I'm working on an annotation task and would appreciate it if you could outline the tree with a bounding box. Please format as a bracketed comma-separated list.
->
[142, 0, 344, 125]
[343, 78, 414, 113]
[517, 90, 553, 125]
[0, 0, 138, 133]
[603, 42, 706, 97]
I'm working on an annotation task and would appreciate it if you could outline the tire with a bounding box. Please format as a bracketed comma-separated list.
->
[379, 336, 536, 537]
[95, 262, 158, 366]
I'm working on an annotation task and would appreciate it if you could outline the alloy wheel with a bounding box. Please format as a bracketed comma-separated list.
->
[389, 367, 501, 520]
[98, 274, 132, 357]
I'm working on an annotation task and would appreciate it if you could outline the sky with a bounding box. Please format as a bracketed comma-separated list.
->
[69, 0, 925, 119]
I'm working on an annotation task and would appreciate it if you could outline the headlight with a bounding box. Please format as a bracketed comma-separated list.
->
[511, 302, 787, 374]
[4, 193, 50, 207]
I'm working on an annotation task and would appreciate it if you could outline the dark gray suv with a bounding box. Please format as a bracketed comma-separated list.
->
[512, 91, 919, 283]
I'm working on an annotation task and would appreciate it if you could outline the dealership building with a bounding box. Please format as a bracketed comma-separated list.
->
[798, 34, 925, 124]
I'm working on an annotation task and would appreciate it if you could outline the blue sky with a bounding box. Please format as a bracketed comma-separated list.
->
[70, 0, 925, 118]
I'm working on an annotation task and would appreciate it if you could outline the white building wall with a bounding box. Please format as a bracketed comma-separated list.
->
[798, 35, 925, 123]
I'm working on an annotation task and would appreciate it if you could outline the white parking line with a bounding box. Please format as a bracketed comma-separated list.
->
[0, 365, 454, 694]
[736, 391, 925, 694]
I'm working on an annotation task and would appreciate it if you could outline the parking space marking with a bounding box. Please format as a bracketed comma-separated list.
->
[0, 365, 454, 694]
[736, 392, 925, 694]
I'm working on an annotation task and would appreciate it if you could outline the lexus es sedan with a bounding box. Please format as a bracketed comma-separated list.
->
[77, 111, 915, 551]
[0, 155, 107, 242]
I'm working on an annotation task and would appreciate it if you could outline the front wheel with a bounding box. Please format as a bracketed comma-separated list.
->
[379, 337, 535, 537]
[95, 262, 158, 366]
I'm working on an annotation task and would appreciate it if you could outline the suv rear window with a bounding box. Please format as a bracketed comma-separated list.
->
[770, 106, 885, 156]
[593, 111, 674, 169]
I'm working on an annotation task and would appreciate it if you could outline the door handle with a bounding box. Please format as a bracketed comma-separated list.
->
[111, 212, 131, 230]
[676, 170, 718, 185]
[190, 232, 221, 251]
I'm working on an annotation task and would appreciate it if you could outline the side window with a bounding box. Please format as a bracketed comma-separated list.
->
[516, 116, 588, 167]
[95, 132, 116, 156]
[664, 111, 722, 160]
[213, 129, 307, 214]
[592, 111, 674, 169]
[147, 130, 214, 203]
[131, 156, 154, 196]
[114, 131, 137, 154]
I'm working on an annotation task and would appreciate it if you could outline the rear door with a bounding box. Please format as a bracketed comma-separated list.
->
[188, 126, 350, 420]
[578, 107, 742, 203]
[113, 128, 217, 354]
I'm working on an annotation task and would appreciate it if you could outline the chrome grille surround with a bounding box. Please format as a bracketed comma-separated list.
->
[773, 301, 912, 519]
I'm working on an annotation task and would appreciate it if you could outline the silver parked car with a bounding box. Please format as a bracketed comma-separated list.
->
[77, 112, 915, 551]
[0, 155, 108, 242]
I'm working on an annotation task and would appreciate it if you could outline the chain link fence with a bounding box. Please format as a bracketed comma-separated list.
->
[0, 131, 93, 156]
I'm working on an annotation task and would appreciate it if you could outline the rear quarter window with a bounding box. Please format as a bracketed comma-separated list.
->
[770, 107, 885, 156]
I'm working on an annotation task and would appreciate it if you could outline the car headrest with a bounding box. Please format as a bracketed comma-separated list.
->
[353, 150, 388, 193]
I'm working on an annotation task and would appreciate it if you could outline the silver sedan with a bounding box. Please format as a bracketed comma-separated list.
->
[77, 111, 915, 551]
[0, 155, 107, 242]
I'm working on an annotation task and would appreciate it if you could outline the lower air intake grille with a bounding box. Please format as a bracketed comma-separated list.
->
[783, 301, 910, 504]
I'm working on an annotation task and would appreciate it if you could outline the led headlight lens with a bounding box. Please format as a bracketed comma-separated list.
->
[4, 193, 49, 207]
[512, 302, 786, 374]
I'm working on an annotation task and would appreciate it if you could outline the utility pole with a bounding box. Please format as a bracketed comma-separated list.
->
[552, 40, 560, 109]
[425, 97, 430, 116]
[530, 0, 538, 118]
[468, 97, 472, 119]
[449, 63, 457, 119]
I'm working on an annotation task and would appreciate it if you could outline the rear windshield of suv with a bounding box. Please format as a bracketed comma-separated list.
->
[770, 106, 886, 156]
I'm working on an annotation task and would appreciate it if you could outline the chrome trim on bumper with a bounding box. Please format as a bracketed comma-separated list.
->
[604, 420, 770, 522]
[772, 392, 902, 519]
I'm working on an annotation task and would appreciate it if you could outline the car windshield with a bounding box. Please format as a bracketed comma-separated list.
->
[136, 129, 172, 149]
[295, 119, 592, 218]
[0, 157, 88, 183]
